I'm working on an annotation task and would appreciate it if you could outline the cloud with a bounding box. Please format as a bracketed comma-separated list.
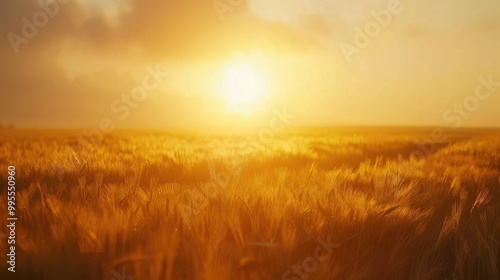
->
[39, 0, 322, 62]
[0, 0, 321, 126]
[1, 0, 499, 127]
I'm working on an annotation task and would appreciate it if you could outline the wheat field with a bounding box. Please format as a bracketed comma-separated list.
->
[0, 128, 499, 280]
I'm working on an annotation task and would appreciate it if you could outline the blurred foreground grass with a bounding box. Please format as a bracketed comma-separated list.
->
[0, 128, 499, 279]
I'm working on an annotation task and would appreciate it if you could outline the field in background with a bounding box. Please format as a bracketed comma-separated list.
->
[0, 128, 499, 280]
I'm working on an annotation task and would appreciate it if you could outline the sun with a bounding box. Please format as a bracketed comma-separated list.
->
[223, 62, 268, 116]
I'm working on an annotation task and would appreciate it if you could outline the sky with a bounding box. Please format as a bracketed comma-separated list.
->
[1, 0, 499, 130]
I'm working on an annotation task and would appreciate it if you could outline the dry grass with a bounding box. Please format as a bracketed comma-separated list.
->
[0, 128, 499, 280]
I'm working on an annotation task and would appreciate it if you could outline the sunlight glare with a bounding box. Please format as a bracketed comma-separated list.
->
[223, 62, 268, 116]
